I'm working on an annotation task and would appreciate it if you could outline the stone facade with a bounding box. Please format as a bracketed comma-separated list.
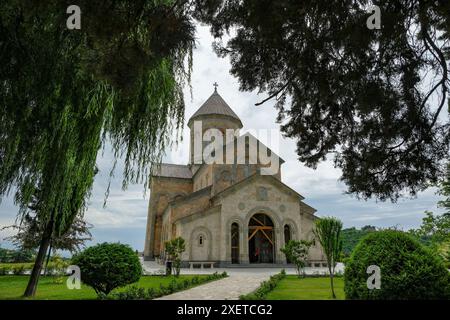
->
[143, 89, 325, 266]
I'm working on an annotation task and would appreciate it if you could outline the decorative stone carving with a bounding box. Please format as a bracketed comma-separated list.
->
[238, 202, 245, 210]
[257, 186, 268, 201]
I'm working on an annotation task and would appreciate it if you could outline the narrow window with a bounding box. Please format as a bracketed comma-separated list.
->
[231, 223, 239, 264]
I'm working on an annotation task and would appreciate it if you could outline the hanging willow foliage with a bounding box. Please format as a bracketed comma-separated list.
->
[0, 0, 195, 239]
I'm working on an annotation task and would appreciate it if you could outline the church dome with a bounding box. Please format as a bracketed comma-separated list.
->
[187, 89, 243, 128]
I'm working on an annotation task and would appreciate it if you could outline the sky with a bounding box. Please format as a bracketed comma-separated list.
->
[0, 24, 446, 253]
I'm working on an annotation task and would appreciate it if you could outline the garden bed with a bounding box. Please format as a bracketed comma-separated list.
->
[0, 273, 226, 300]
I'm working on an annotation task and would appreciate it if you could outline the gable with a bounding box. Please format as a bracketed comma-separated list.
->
[212, 173, 304, 203]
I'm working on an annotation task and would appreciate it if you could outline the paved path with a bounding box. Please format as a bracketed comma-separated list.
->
[156, 274, 270, 300]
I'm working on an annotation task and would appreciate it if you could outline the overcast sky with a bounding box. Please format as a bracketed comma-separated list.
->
[0, 24, 446, 252]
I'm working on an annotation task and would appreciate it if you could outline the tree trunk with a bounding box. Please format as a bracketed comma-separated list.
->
[44, 241, 52, 276]
[329, 266, 336, 299]
[23, 222, 53, 297]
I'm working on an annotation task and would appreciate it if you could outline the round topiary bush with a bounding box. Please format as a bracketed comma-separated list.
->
[344, 230, 450, 299]
[71, 242, 142, 296]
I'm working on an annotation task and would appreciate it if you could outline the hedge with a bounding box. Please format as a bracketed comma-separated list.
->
[239, 270, 286, 300]
[344, 230, 450, 300]
[0, 262, 66, 275]
[104, 272, 228, 300]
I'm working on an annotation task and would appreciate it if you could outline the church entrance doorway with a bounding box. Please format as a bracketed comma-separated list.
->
[248, 214, 274, 263]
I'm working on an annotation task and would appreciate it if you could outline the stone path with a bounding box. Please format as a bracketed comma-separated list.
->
[156, 274, 270, 300]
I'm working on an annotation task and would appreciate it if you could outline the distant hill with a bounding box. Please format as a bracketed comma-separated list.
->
[341, 225, 377, 256]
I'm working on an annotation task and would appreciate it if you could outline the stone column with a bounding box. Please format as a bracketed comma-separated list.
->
[274, 227, 284, 264]
[241, 224, 250, 264]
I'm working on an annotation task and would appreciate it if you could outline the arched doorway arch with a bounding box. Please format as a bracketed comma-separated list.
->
[248, 213, 274, 263]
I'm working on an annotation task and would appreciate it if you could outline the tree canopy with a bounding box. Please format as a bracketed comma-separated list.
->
[193, 0, 450, 201]
[0, 0, 195, 235]
[437, 163, 450, 215]
[4, 212, 93, 253]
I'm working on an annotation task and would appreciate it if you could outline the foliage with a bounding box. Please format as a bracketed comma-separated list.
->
[12, 264, 25, 275]
[164, 237, 186, 277]
[0, 0, 195, 296]
[47, 254, 69, 284]
[0, 257, 69, 275]
[3, 213, 93, 253]
[106, 272, 228, 300]
[194, 0, 450, 201]
[314, 217, 343, 299]
[437, 163, 450, 216]
[409, 211, 450, 246]
[281, 240, 312, 277]
[344, 230, 450, 299]
[445, 247, 450, 269]
[408, 164, 450, 263]
[239, 270, 286, 300]
[0, 247, 35, 263]
[341, 226, 377, 256]
[71, 243, 142, 296]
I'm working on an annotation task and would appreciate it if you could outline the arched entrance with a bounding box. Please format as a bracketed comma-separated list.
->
[248, 213, 274, 263]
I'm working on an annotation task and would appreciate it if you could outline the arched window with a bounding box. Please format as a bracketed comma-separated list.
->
[231, 223, 239, 264]
[284, 225, 292, 263]
[199, 235, 203, 246]
[284, 225, 291, 244]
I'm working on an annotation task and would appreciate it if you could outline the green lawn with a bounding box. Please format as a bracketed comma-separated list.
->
[0, 275, 210, 300]
[265, 276, 345, 300]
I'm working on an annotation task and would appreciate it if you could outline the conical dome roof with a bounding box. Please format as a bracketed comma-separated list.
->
[188, 89, 242, 127]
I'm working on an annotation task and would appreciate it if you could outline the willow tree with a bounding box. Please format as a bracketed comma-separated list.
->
[0, 1, 195, 296]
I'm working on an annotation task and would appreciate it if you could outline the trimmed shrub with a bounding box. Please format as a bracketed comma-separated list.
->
[71, 242, 142, 296]
[0, 262, 63, 275]
[344, 230, 450, 300]
[0, 266, 9, 275]
[12, 265, 25, 275]
[106, 272, 228, 300]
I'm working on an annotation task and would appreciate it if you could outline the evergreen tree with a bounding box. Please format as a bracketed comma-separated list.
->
[193, 0, 450, 201]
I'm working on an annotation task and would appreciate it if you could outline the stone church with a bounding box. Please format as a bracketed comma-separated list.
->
[143, 88, 325, 267]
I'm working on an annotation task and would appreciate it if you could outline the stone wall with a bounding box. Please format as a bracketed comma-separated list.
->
[175, 207, 221, 261]
[143, 176, 192, 259]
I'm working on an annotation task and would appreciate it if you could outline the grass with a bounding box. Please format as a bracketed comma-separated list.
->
[0, 275, 210, 300]
[265, 276, 345, 300]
